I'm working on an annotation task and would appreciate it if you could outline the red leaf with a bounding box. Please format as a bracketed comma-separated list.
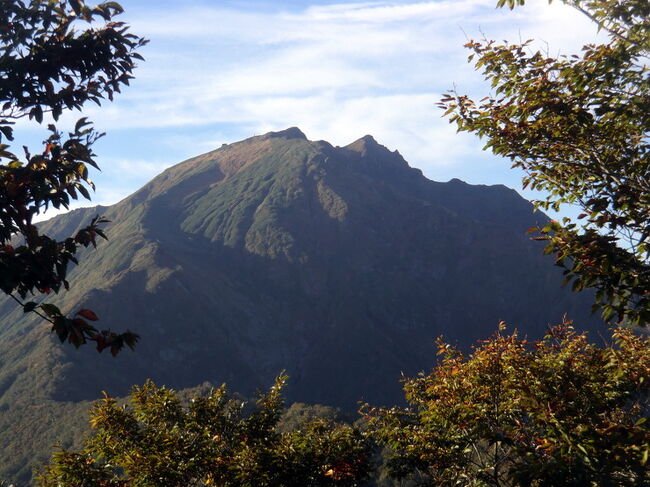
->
[92, 335, 111, 352]
[77, 309, 99, 321]
[72, 318, 93, 331]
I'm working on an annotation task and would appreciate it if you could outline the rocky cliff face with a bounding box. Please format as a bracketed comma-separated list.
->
[0, 128, 601, 482]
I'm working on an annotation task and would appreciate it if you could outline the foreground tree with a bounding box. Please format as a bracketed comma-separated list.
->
[366, 323, 650, 486]
[440, 0, 650, 325]
[0, 0, 146, 352]
[37, 376, 372, 486]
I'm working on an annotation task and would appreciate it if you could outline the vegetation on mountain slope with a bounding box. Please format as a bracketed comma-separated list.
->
[0, 129, 604, 485]
[8, 0, 650, 483]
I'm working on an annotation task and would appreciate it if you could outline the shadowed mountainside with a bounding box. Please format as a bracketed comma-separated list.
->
[0, 128, 601, 483]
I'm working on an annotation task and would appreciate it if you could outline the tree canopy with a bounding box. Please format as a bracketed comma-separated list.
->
[37, 376, 372, 487]
[0, 0, 146, 352]
[440, 0, 650, 325]
[366, 323, 650, 486]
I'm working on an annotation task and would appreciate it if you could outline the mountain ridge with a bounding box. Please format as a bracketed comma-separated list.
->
[18, 127, 596, 403]
[0, 128, 602, 483]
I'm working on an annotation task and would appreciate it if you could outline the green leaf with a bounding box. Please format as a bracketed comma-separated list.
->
[77, 184, 91, 200]
[0, 125, 14, 141]
[32, 105, 43, 124]
[52, 317, 69, 343]
[74, 117, 91, 132]
[40, 303, 62, 318]
[69, 0, 82, 15]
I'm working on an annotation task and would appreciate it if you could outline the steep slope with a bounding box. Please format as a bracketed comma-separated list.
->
[0, 128, 601, 483]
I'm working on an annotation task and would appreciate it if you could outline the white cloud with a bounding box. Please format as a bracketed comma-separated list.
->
[118, 1, 598, 111]
[297, 0, 491, 22]
[27, 0, 607, 213]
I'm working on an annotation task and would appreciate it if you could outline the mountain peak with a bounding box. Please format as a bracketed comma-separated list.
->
[360, 134, 378, 144]
[264, 127, 307, 140]
[0, 128, 602, 485]
[343, 134, 396, 157]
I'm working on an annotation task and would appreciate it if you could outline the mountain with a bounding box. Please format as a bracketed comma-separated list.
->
[0, 128, 601, 483]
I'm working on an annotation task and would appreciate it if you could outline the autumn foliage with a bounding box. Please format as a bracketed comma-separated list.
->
[365, 323, 650, 486]
[37, 376, 372, 486]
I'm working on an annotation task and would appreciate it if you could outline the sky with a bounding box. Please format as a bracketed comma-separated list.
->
[23, 0, 604, 218]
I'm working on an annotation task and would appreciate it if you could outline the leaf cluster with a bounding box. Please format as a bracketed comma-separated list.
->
[439, 0, 650, 325]
[0, 0, 145, 123]
[0, 0, 146, 353]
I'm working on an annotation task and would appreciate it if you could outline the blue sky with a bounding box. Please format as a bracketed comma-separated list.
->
[23, 0, 602, 218]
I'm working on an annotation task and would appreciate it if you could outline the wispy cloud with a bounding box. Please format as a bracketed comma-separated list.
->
[107, 158, 174, 178]
[34, 0, 604, 212]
